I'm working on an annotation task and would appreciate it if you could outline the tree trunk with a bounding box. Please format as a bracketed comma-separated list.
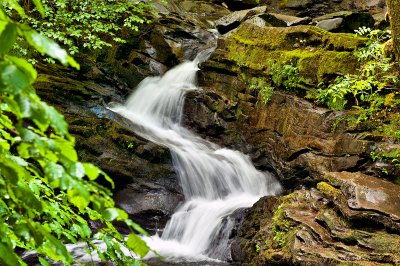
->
[387, 0, 400, 60]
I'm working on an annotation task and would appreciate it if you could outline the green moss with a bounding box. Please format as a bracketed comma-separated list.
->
[269, 202, 293, 248]
[322, 33, 367, 51]
[317, 182, 343, 199]
[228, 23, 365, 52]
[368, 233, 400, 253]
[225, 23, 364, 84]
[226, 43, 358, 84]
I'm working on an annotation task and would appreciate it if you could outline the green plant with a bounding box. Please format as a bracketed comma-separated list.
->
[248, 63, 311, 104]
[270, 203, 290, 248]
[0, 1, 150, 265]
[370, 148, 400, 183]
[316, 28, 399, 115]
[269, 61, 311, 92]
[4, 0, 155, 56]
[248, 77, 275, 104]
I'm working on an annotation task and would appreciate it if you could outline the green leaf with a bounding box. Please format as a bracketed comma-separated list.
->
[39, 257, 51, 266]
[42, 104, 68, 136]
[6, 56, 37, 82]
[0, 21, 7, 35]
[67, 162, 85, 178]
[3, 0, 25, 17]
[32, 0, 45, 17]
[43, 161, 65, 187]
[49, 137, 77, 162]
[15, 95, 33, 117]
[67, 185, 90, 210]
[126, 233, 150, 258]
[125, 219, 149, 236]
[0, 159, 20, 184]
[23, 29, 80, 70]
[0, 62, 31, 94]
[0, 242, 23, 266]
[0, 23, 17, 54]
[102, 208, 128, 221]
[83, 163, 100, 180]
[12, 182, 43, 211]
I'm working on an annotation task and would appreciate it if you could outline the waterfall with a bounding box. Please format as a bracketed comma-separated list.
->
[110, 55, 282, 263]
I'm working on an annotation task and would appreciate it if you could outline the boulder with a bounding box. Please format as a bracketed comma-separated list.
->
[208, 23, 366, 84]
[215, 6, 267, 34]
[313, 11, 376, 33]
[221, 0, 263, 11]
[234, 0, 387, 19]
[234, 171, 400, 265]
[316, 17, 344, 31]
[258, 13, 311, 27]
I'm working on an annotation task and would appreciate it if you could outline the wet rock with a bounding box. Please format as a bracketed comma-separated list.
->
[242, 16, 269, 28]
[222, 0, 262, 11]
[313, 11, 376, 33]
[215, 6, 267, 34]
[226, 0, 387, 19]
[258, 13, 311, 27]
[234, 172, 400, 265]
[208, 23, 366, 85]
[324, 172, 400, 227]
[316, 17, 344, 31]
[63, 113, 183, 232]
[283, 0, 314, 9]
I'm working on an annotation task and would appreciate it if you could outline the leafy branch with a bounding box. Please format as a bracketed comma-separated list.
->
[0, 1, 150, 265]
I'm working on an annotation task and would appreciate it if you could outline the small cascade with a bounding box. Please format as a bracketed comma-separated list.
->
[111, 54, 282, 263]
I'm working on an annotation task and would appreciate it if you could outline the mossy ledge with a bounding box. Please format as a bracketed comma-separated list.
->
[208, 23, 366, 85]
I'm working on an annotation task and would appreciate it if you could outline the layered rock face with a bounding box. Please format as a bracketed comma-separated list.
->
[234, 172, 400, 265]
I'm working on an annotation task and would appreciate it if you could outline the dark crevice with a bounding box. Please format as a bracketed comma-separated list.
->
[287, 148, 312, 162]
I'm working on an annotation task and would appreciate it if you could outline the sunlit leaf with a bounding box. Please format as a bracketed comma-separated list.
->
[3, 0, 26, 17]
[103, 208, 128, 221]
[0, 23, 17, 54]
[83, 163, 100, 180]
[126, 233, 150, 258]
[42, 104, 68, 136]
[39, 257, 51, 266]
[6, 56, 37, 82]
[0, 242, 23, 266]
[0, 62, 30, 94]
[32, 0, 45, 17]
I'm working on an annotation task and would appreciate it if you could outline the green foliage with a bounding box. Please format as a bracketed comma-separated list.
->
[248, 62, 311, 104]
[270, 203, 290, 248]
[269, 61, 310, 92]
[4, 0, 155, 55]
[370, 149, 400, 184]
[249, 77, 274, 104]
[0, 2, 149, 265]
[316, 28, 399, 117]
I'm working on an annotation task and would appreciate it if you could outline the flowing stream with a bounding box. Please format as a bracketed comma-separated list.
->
[111, 54, 282, 263]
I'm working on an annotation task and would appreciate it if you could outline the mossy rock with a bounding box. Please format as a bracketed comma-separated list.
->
[227, 23, 366, 51]
[236, 181, 400, 265]
[218, 23, 366, 84]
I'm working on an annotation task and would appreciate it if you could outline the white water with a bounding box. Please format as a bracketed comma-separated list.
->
[111, 55, 282, 262]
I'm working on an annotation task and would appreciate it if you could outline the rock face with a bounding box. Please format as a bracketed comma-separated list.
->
[222, 0, 387, 19]
[235, 172, 400, 265]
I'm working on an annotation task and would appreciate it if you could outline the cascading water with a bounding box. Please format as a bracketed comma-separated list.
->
[110, 54, 282, 263]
